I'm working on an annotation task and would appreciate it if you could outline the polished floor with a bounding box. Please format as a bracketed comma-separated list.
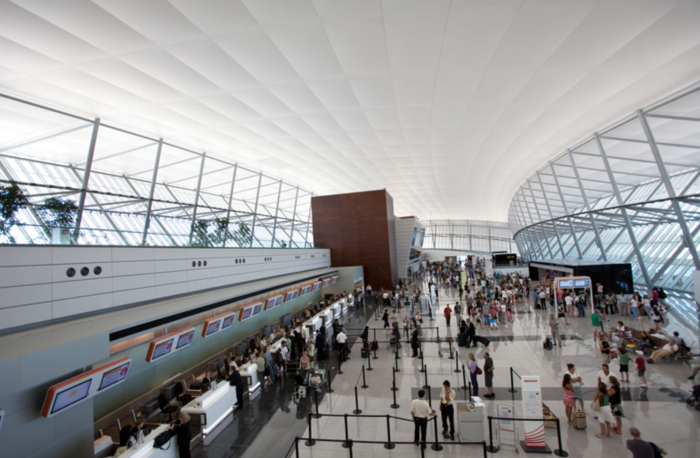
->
[192, 279, 700, 458]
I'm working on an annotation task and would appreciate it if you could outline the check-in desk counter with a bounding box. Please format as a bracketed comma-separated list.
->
[303, 316, 323, 336]
[340, 298, 349, 313]
[321, 309, 334, 328]
[239, 362, 260, 393]
[331, 301, 342, 318]
[111, 424, 176, 458]
[181, 382, 237, 436]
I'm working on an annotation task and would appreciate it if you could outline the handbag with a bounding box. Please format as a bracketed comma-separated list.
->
[153, 430, 172, 449]
[476, 367, 483, 375]
[590, 396, 602, 412]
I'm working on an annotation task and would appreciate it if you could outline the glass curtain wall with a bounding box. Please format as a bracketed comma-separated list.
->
[0, 94, 313, 248]
[508, 84, 700, 320]
[424, 220, 518, 255]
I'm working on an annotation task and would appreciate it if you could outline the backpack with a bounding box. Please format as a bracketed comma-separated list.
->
[153, 430, 172, 449]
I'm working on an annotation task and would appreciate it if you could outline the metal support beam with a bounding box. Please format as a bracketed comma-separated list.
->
[73, 118, 100, 243]
[638, 111, 700, 271]
[533, 175, 565, 257]
[568, 150, 608, 261]
[270, 180, 283, 248]
[222, 164, 238, 248]
[288, 186, 299, 247]
[595, 134, 653, 290]
[142, 139, 163, 245]
[188, 153, 207, 245]
[304, 195, 313, 248]
[548, 162, 583, 258]
[249, 172, 263, 247]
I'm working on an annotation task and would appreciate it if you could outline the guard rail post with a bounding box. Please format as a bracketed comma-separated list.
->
[342, 413, 350, 448]
[361, 365, 368, 389]
[486, 416, 499, 453]
[305, 413, 315, 446]
[427, 386, 443, 451]
[353, 386, 362, 414]
[508, 367, 517, 394]
[553, 418, 569, 457]
[384, 414, 395, 449]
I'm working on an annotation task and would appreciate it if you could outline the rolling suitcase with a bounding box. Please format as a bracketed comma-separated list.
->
[457, 332, 469, 347]
[543, 337, 553, 350]
[361, 347, 369, 358]
[475, 336, 490, 347]
[573, 410, 586, 430]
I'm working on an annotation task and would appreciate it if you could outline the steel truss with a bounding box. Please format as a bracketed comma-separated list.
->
[509, 83, 700, 321]
[0, 93, 313, 249]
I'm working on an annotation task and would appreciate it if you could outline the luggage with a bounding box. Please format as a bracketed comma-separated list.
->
[370, 340, 379, 351]
[475, 336, 490, 347]
[542, 405, 557, 429]
[457, 332, 469, 347]
[361, 348, 370, 358]
[573, 410, 587, 430]
[543, 337, 553, 350]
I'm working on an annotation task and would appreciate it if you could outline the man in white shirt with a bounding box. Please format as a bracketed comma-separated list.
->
[411, 389, 437, 448]
[336, 330, 348, 361]
[564, 293, 574, 317]
[648, 341, 679, 363]
[566, 363, 584, 411]
[597, 363, 617, 389]
[280, 342, 289, 362]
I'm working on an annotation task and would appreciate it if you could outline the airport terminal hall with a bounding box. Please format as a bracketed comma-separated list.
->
[3, 1, 700, 458]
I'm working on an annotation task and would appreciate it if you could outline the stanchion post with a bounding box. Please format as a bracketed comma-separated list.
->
[367, 349, 373, 371]
[361, 365, 368, 389]
[437, 328, 440, 343]
[486, 416, 499, 453]
[327, 367, 334, 393]
[454, 351, 461, 373]
[427, 386, 443, 451]
[553, 418, 569, 457]
[423, 365, 429, 389]
[391, 367, 399, 392]
[305, 413, 315, 446]
[508, 367, 517, 394]
[448, 340, 454, 359]
[313, 389, 321, 418]
[295, 437, 300, 458]
[394, 349, 400, 372]
[353, 386, 362, 414]
[384, 414, 395, 449]
[420, 349, 425, 372]
[337, 352, 343, 374]
[391, 381, 400, 409]
[342, 413, 350, 448]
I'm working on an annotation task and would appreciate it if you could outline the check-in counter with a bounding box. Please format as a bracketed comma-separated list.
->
[340, 297, 349, 313]
[239, 362, 260, 393]
[321, 309, 334, 328]
[331, 301, 342, 318]
[111, 424, 176, 458]
[303, 316, 323, 335]
[181, 382, 237, 436]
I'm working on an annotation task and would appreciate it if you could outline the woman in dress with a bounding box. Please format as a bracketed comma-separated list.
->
[562, 373, 575, 425]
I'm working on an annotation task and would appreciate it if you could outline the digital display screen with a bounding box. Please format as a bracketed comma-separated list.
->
[99, 362, 131, 391]
[331, 276, 339, 285]
[176, 331, 194, 349]
[222, 315, 235, 329]
[252, 304, 263, 316]
[152, 339, 174, 360]
[285, 291, 298, 302]
[313, 282, 321, 292]
[51, 379, 92, 415]
[574, 279, 590, 287]
[241, 308, 253, 321]
[558, 279, 574, 288]
[301, 285, 311, 295]
[206, 320, 222, 336]
[323, 278, 331, 287]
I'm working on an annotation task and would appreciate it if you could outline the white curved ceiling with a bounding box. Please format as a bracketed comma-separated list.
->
[1, 0, 700, 222]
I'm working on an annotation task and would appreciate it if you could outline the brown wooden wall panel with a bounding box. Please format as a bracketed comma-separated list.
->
[312, 190, 397, 290]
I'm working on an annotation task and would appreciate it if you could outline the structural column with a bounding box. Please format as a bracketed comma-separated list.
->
[73, 118, 101, 242]
[142, 139, 163, 245]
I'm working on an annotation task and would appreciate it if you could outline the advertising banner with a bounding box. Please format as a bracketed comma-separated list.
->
[521, 376, 546, 449]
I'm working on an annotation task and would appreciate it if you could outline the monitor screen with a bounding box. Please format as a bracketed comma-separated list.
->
[313, 282, 321, 292]
[276, 296, 284, 306]
[151, 339, 174, 361]
[241, 307, 253, 321]
[558, 279, 574, 288]
[323, 278, 331, 287]
[99, 361, 131, 391]
[222, 315, 235, 330]
[51, 379, 92, 415]
[252, 304, 263, 316]
[331, 276, 339, 285]
[176, 331, 194, 349]
[206, 320, 222, 336]
[574, 279, 590, 288]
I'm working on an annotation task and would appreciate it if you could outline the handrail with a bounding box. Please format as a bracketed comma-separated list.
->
[308, 411, 415, 423]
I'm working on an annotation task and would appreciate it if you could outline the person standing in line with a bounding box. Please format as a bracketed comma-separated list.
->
[467, 352, 479, 396]
[483, 352, 495, 398]
[411, 389, 437, 449]
[440, 380, 456, 440]
[562, 373, 575, 425]
[627, 427, 667, 457]
[566, 363, 584, 412]
[444, 304, 452, 327]
[549, 313, 562, 347]
[382, 310, 390, 329]
[454, 302, 462, 323]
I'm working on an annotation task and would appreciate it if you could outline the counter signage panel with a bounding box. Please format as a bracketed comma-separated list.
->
[98, 361, 131, 391]
[240, 306, 253, 321]
[312, 281, 322, 292]
[203, 318, 223, 338]
[300, 284, 312, 295]
[145, 328, 196, 362]
[265, 295, 283, 310]
[151, 339, 174, 360]
[574, 278, 590, 287]
[284, 289, 299, 302]
[331, 276, 339, 285]
[52, 379, 92, 415]
[251, 303, 263, 316]
[322, 277, 331, 287]
[221, 314, 236, 330]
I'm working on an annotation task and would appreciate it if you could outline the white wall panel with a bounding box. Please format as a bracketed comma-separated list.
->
[0, 246, 330, 332]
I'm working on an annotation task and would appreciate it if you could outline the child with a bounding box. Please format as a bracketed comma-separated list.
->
[506, 307, 512, 323]
[635, 352, 647, 388]
[618, 347, 630, 382]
